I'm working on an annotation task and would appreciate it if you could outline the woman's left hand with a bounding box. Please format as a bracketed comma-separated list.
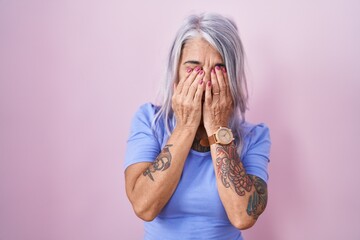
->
[203, 66, 233, 135]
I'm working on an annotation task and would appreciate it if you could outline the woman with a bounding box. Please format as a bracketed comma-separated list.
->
[124, 13, 271, 240]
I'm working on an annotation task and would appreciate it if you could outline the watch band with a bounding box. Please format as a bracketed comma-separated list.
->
[208, 134, 217, 145]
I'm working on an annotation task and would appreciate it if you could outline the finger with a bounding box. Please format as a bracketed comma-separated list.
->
[194, 77, 206, 103]
[175, 67, 194, 95]
[210, 68, 220, 97]
[221, 66, 231, 96]
[204, 80, 212, 105]
[221, 66, 228, 87]
[215, 65, 227, 97]
[180, 66, 201, 95]
[186, 69, 204, 98]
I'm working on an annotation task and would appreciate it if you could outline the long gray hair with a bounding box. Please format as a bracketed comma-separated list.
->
[152, 13, 249, 152]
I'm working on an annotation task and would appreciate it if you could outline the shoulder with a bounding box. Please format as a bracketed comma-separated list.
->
[131, 102, 161, 125]
[240, 121, 271, 158]
[241, 122, 271, 141]
[134, 102, 160, 118]
[129, 102, 166, 143]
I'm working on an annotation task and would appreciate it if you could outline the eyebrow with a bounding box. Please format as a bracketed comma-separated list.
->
[184, 60, 201, 65]
[183, 60, 225, 67]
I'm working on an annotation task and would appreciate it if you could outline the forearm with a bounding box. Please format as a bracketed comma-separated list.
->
[211, 142, 268, 229]
[129, 126, 196, 221]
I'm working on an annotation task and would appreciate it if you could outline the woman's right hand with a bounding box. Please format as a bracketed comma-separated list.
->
[172, 66, 205, 130]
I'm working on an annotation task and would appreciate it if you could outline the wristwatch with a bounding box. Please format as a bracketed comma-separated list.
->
[208, 127, 234, 145]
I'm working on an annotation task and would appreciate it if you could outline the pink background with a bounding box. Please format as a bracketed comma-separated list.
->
[1, 0, 359, 239]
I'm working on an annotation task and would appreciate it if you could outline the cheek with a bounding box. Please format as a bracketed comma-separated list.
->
[178, 73, 184, 82]
[177, 67, 188, 82]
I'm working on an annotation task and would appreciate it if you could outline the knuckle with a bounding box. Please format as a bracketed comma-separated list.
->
[174, 94, 180, 100]
[183, 83, 190, 89]
[183, 101, 191, 108]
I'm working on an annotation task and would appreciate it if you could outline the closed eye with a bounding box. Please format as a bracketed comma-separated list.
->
[215, 63, 225, 68]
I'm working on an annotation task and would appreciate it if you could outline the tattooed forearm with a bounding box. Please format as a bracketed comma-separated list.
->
[215, 143, 268, 220]
[246, 175, 268, 219]
[216, 143, 253, 196]
[143, 144, 173, 181]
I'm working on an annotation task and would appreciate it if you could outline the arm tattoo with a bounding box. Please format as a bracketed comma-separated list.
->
[216, 143, 268, 219]
[216, 143, 253, 196]
[246, 175, 268, 219]
[143, 144, 173, 181]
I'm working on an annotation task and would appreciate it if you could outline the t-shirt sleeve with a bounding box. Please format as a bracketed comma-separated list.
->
[241, 123, 271, 183]
[124, 103, 162, 170]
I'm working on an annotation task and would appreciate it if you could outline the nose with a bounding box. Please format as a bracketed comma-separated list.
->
[202, 67, 212, 83]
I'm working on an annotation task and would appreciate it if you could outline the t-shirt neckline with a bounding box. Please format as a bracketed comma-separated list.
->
[189, 149, 211, 157]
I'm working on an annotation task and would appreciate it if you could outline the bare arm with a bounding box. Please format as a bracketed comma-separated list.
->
[203, 66, 268, 229]
[125, 66, 205, 221]
[210, 142, 268, 229]
[125, 126, 196, 221]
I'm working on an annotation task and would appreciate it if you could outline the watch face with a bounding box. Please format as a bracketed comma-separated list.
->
[217, 128, 233, 144]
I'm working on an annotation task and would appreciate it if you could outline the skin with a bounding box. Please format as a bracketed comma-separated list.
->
[125, 37, 268, 230]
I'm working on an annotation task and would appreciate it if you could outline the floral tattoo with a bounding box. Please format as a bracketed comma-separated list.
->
[143, 144, 173, 181]
[215, 143, 268, 219]
[216, 143, 253, 196]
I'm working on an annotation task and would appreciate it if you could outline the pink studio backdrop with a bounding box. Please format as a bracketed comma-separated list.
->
[1, 0, 359, 239]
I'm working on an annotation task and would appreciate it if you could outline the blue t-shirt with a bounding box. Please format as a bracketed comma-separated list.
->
[124, 103, 271, 240]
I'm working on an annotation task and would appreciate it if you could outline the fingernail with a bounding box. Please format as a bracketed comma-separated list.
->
[199, 79, 203, 85]
[207, 81, 211, 86]
[195, 66, 200, 72]
[186, 67, 192, 73]
[199, 70, 204, 75]
[221, 67, 226, 73]
[215, 65, 221, 70]
[211, 68, 215, 74]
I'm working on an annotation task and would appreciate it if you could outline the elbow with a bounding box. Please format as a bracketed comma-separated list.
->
[232, 218, 256, 230]
[229, 213, 257, 230]
[135, 210, 157, 222]
[230, 199, 267, 230]
[126, 189, 160, 222]
[132, 202, 158, 222]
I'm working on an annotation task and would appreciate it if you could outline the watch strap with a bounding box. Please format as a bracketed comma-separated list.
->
[208, 134, 217, 145]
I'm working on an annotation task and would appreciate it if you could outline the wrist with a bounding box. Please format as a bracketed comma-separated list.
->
[205, 125, 223, 136]
[173, 124, 198, 135]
